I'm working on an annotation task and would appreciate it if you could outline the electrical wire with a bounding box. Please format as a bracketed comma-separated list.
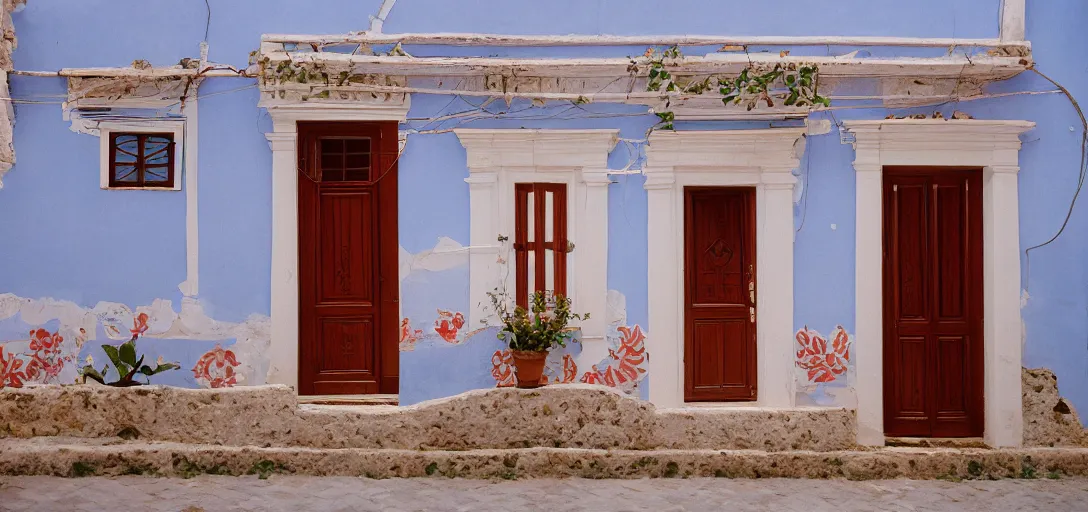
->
[1023, 67, 1088, 291]
[202, 0, 211, 43]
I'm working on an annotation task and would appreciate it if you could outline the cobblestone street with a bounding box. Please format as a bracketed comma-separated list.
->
[2, 476, 1086, 511]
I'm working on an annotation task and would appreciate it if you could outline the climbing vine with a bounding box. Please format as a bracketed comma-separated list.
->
[635, 46, 830, 129]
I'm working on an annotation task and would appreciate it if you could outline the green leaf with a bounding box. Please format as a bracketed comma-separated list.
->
[102, 344, 123, 368]
[785, 74, 796, 85]
[119, 341, 137, 367]
[659, 71, 670, 80]
[649, 68, 659, 79]
[80, 365, 105, 384]
[115, 362, 131, 378]
[139, 365, 155, 376]
[784, 91, 799, 106]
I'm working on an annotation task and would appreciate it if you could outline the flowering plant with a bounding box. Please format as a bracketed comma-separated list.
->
[487, 289, 587, 353]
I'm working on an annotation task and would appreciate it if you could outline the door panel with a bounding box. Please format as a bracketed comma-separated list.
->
[298, 122, 399, 396]
[883, 168, 983, 437]
[684, 187, 757, 402]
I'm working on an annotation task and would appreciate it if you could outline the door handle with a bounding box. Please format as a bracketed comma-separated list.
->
[749, 280, 755, 305]
[749, 307, 755, 323]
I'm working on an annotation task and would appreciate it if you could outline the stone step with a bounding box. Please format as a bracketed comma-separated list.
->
[1, 384, 855, 452]
[2, 438, 1087, 480]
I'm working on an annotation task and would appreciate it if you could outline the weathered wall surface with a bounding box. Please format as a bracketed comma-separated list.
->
[0, 0, 1086, 428]
[0, 384, 855, 452]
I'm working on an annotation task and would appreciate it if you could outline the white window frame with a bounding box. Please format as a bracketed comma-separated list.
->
[98, 121, 186, 191]
[455, 129, 618, 341]
[643, 128, 805, 409]
[842, 119, 1035, 448]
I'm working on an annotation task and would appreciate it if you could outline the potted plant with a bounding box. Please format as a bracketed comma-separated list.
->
[487, 289, 587, 388]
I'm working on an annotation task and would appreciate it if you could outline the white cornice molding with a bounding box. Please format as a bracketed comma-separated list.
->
[261, 99, 411, 132]
[455, 129, 619, 170]
[646, 128, 806, 170]
[842, 119, 1035, 169]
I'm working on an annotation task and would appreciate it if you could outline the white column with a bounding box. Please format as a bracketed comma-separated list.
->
[854, 161, 885, 446]
[983, 165, 1024, 447]
[265, 130, 300, 389]
[179, 99, 200, 298]
[645, 169, 682, 408]
[466, 171, 500, 327]
[757, 172, 797, 407]
[576, 169, 611, 340]
[1000, 0, 1026, 42]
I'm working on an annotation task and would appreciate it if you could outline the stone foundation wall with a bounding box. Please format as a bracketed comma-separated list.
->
[1022, 368, 1088, 447]
[0, 384, 856, 452]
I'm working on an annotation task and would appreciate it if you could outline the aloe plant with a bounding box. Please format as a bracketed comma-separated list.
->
[79, 316, 179, 387]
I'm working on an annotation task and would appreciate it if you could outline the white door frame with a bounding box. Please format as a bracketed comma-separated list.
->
[842, 119, 1035, 447]
[261, 100, 410, 391]
[643, 128, 805, 408]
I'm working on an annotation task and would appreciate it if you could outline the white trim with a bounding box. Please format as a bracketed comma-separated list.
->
[1000, 0, 1027, 42]
[261, 98, 410, 391]
[179, 100, 199, 297]
[454, 129, 618, 341]
[96, 120, 185, 191]
[842, 119, 1035, 448]
[264, 33, 1029, 51]
[643, 128, 805, 409]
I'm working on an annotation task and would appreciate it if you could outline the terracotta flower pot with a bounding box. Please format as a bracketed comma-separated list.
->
[511, 350, 549, 388]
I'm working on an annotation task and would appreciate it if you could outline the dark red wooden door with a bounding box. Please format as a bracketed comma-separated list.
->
[883, 167, 983, 437]
[298, 121, 399, 395]
[684, 187, 757, 402]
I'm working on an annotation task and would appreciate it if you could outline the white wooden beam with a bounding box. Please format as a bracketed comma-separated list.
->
[263, 32, 1028, 50]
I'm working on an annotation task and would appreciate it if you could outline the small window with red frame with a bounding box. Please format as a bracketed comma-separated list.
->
[514, 183, 568, 308]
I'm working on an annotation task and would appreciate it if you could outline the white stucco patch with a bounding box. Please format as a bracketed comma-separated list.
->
[398, 237, 469, 280]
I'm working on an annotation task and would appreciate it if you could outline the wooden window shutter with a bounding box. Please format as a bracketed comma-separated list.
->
[514, 183, 568, 308]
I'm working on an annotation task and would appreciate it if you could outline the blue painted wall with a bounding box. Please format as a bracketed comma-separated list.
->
[2, 0, 1086, 427]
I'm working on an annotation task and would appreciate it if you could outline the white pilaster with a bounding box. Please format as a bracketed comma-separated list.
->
[984, 164, 1024, 447]
[1000, 0, 1026, 42]
[265, 130, 300, 389]
[757, 172, 797, 407]
[644, 169, 681, 407]
[577, 169, 611, 340]
[181, 99, 200, 298]
[465, 171, 500, 328]
[853, 161, 885, 446]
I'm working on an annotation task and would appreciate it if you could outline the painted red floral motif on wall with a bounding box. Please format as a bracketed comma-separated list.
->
[0, 328, 73, 388]
[24, 328, 69, 384]
[0, 345, 26, 388]
[434, 309, 465, 343]
[580, 325, 648, 390]
[192, 343, 241, 388]
[490, 349, 516, 387]
[795, 325, 851, 383]
[399, 318, 424, 351]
